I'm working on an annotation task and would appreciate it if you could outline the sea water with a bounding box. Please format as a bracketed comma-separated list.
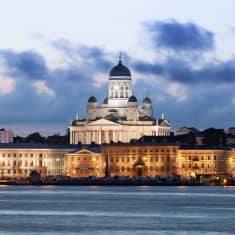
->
[0, 185, 234, 234]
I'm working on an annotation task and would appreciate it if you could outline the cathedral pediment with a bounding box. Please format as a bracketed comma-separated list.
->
[87, 118, 121, 126]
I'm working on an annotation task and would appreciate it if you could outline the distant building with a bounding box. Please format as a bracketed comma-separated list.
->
[0, 129, 14, 143]
[176, 127, 197, 136]
[69, 56, 171, 145]
[228, 127, 235, 136]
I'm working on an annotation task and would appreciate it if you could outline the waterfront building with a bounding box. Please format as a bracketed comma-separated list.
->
[66, 145, 104, 178]
[0, 142, 234, 181]
[0, 129, 14, 143]
[0, 144, 76, 178]
[228, 127, 235, 136]
[179, 147, 231, 180]
[101, 143, 179, 178]
[69, 56, 171, 145]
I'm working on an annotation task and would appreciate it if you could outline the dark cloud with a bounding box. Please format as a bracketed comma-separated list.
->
[0, 45, 112, 125]
[132, 57, 235, 84]
[0, 50, 48, 79]
[146, 20, 214, 52]
[0, 35, 235, 132]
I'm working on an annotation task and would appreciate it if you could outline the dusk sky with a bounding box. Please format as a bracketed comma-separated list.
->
[1, 0, 235, 136]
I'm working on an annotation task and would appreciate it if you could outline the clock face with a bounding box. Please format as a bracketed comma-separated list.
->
[114, 85, 119, 90]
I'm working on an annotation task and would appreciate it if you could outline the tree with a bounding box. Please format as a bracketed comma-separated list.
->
[25, 132, 45, 143]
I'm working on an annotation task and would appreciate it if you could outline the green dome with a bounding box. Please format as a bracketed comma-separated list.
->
[143, 97, 152, 104]
[103, 97, 108, 104]
[128, 95, 137, 102]
[109, 60, 131, 77]
[88, 96, 97, 103]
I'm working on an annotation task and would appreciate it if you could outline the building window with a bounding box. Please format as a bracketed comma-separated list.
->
[214, 156, 216, 160]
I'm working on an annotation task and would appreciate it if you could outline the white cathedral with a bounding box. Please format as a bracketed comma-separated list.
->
[69, 57, 171, 144]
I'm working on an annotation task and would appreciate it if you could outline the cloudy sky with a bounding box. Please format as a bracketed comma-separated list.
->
[0, 0, 235, 136]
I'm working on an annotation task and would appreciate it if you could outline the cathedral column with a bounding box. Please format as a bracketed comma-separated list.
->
[70, 131, 72, 144]
[75, 131, 78, 144]
[112, 131, 115, 142]
[105, 131, 109, 143]
[72, 131, 74, 144]
[98, 131, 101, 144]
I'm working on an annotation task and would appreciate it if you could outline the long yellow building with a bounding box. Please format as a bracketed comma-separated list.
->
[0, 143, 235, 181]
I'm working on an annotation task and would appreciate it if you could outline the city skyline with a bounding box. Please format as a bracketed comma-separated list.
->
[1, 0, 235, 136]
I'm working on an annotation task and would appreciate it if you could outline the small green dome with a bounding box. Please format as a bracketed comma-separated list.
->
[143, 97, 152, 104]
[88, 96, 97, 103]
[128, 95, 137, 102]
[103, 97, 108, 104]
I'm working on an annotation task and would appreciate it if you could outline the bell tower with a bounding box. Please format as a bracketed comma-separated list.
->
[108, 54, 132, 107]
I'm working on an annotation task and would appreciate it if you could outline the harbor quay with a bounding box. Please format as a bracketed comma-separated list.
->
[0, 138, 234, 185]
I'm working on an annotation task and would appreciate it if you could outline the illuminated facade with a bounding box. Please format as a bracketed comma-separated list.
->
[69, 57, 171, 145]
[0, 144, 76, 178]
[66, 146, 104, 178]
[179, 147, 231, 180]
[101, 143, 179, 178]
[0, 143, 235, 181]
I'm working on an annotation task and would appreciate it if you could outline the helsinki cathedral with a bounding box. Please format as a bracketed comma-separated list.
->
[69, 56, 171, 144]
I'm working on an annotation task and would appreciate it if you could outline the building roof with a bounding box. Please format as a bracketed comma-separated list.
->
[88, 96, 97, 103]
[109, 60, 131, 77]
[180, 145, 231, 150]
[68, 145, 101, 153]
[143, 97, 152, 104]
[128, 95, 138, 102]
[0, 143, 78, 149]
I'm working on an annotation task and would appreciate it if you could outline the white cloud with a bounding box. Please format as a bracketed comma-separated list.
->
[166, 82, 188, 102]
[93, 73, 107, 88]
[33, 80, 56, 97]
[0, 76, 16, 95]
[232, 96, 235, 105]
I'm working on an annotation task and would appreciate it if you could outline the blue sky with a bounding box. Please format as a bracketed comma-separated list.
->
[0, 0, 235, 136]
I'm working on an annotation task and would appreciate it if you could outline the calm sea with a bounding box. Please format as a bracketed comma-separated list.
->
[0, 185, 234, 234]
